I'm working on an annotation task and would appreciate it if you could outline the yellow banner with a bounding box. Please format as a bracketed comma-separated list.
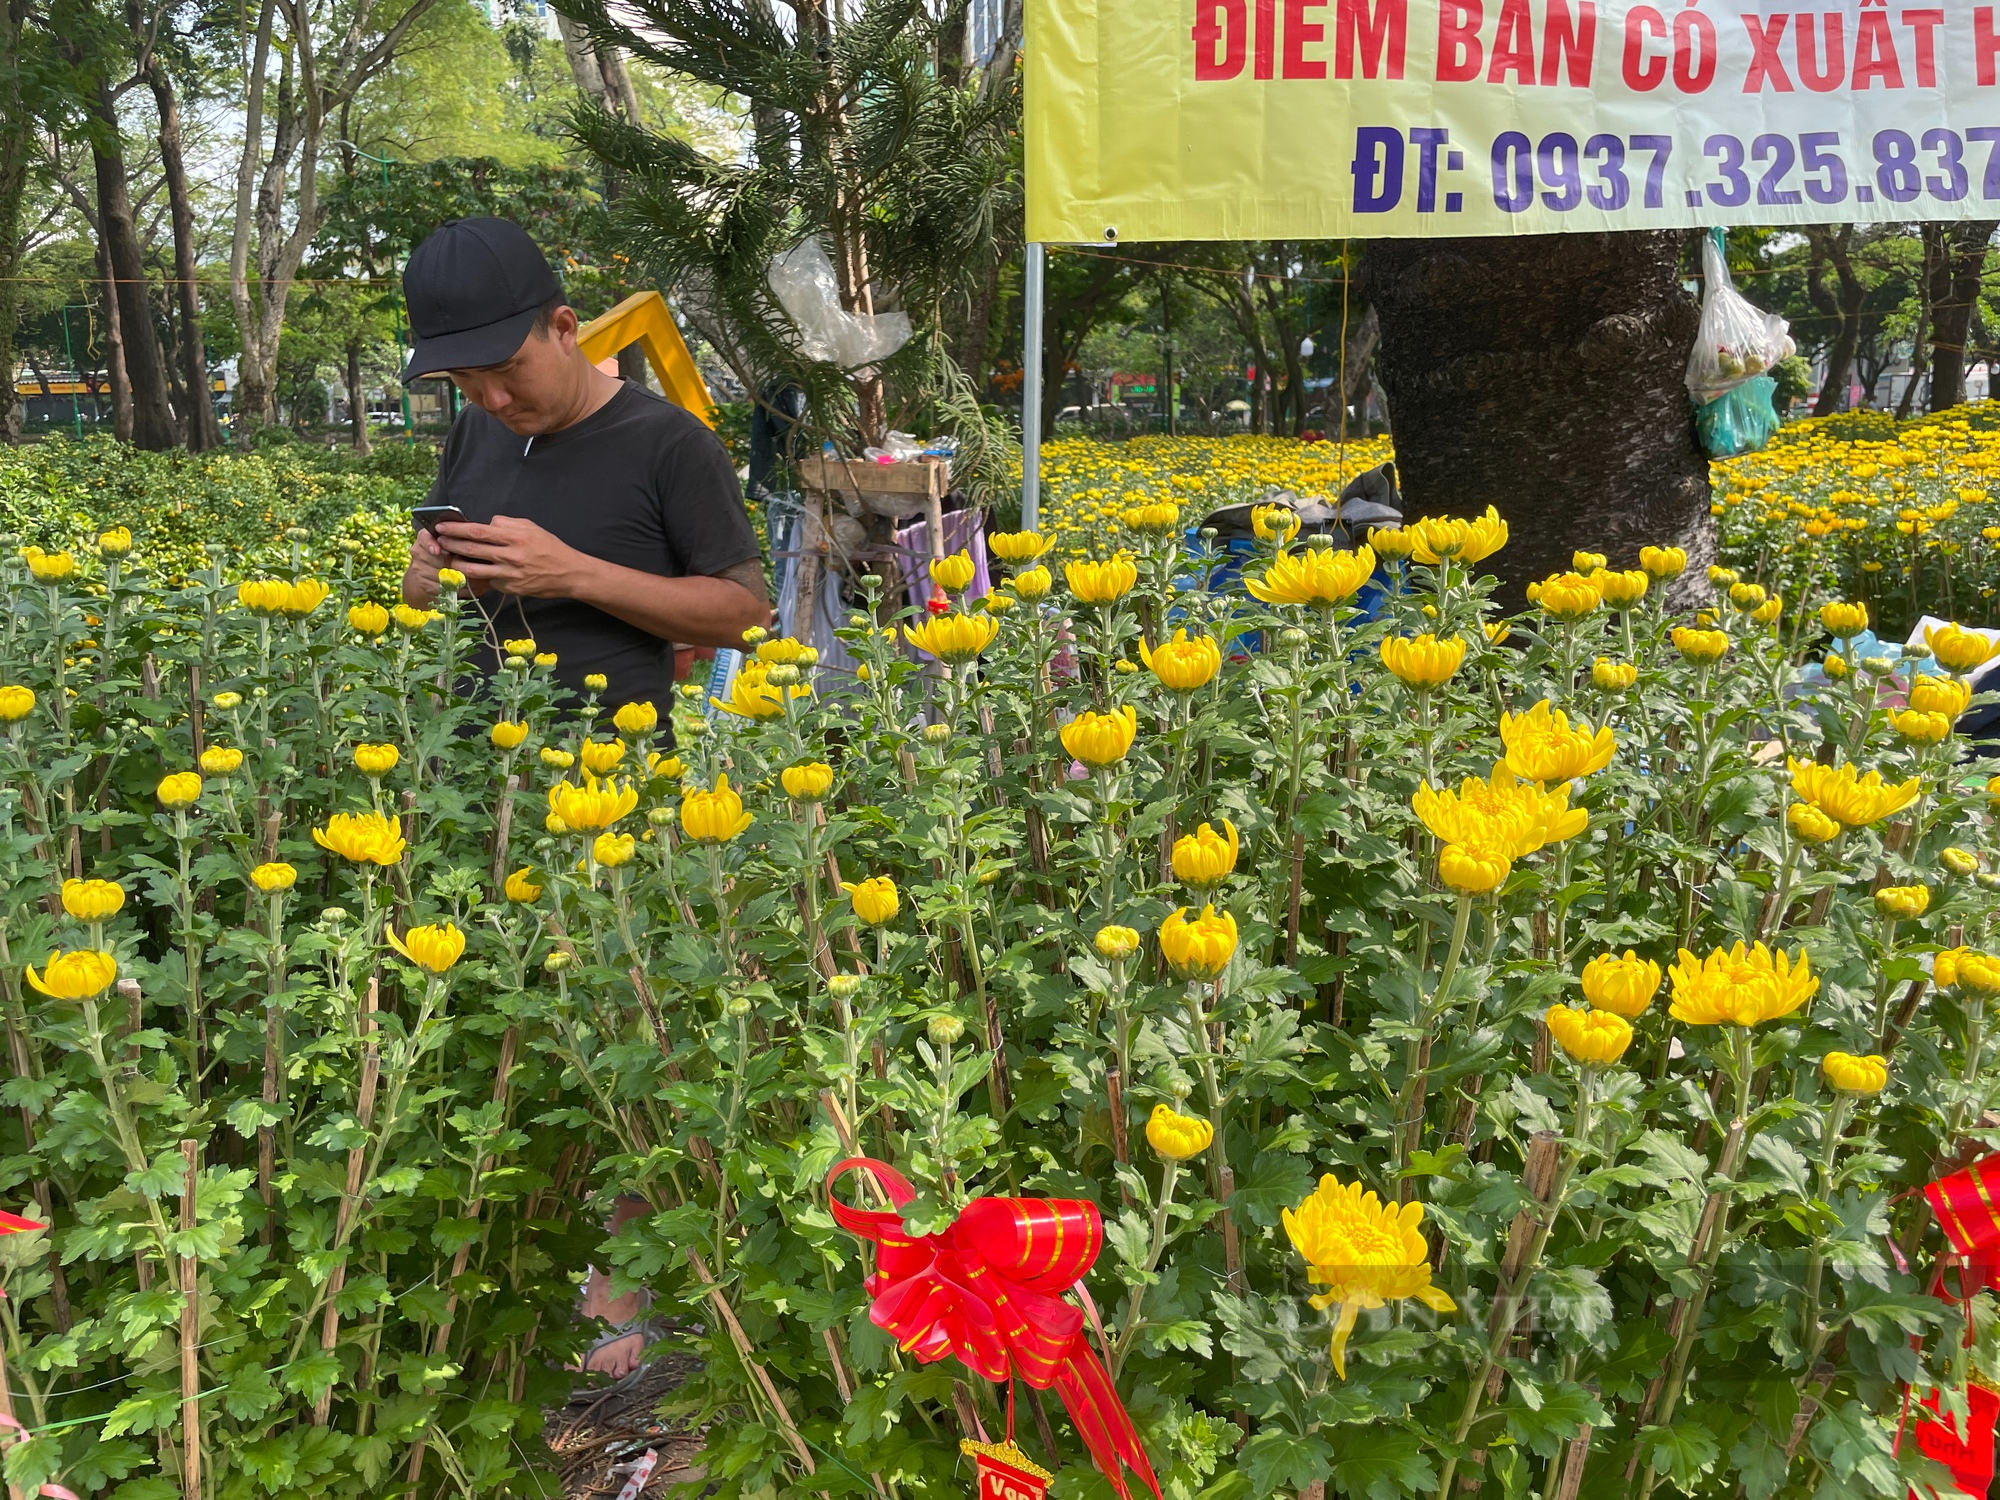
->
[1026, 0, 2000, 240]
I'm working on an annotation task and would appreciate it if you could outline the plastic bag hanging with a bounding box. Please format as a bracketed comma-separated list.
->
[1687, 229, 1791, 457]
[766, 240, 912, 372]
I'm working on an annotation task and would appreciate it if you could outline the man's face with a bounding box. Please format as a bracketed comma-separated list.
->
[446, 307, 581, 435]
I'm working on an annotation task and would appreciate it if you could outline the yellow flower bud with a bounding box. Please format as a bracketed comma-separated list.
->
[1144, 1104, 1214, 1161]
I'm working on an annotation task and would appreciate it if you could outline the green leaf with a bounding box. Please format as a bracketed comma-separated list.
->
[1640, 1421, 1719, 1488]
[1328, 1426, 1436, 1500]
[1239, 1430, 1331, 1495]
[1231, 1150, 1314, 1229]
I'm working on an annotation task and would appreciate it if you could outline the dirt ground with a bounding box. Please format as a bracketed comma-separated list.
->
[552, 1343, 705, 1500]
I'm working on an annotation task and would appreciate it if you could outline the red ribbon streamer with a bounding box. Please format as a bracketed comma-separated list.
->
[1926, 1156, 2000, 1296]
[826, 1158, 1161, 1500]
[0, 1211, 43, 1236]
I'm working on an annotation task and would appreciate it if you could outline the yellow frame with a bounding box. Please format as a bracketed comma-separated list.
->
[576, 290, 717, 428]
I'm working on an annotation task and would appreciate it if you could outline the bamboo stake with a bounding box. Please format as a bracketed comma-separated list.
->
[180, 1139, 201, 1500]
[404, 1031, 518, 1490]
[313, 980, 378, 1426]
[686, 1249, 817, 1475]
[0, 1304, 23, 1500]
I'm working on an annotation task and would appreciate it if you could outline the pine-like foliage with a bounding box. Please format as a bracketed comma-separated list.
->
[557, 0, 1020, 488]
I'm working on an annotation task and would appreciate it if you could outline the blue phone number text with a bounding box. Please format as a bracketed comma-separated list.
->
[1350, 126, 2000, 214]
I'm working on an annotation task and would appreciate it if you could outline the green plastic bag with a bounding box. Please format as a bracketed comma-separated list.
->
[1694, 375, 1780, 458]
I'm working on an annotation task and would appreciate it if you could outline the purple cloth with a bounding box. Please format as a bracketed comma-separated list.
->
[896, 509, 989, 613]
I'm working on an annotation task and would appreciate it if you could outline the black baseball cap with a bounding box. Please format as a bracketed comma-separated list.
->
[401, 217, 564, 381]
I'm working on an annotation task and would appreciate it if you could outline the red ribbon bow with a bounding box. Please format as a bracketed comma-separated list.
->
[827, 1158, 1160, 1500]
[1926, 1156, 2000, 1297]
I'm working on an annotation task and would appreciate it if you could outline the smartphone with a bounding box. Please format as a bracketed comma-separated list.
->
[411, 505, 467, 540]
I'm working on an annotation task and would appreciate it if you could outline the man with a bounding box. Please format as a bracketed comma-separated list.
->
[400, 216, 770, 719]
[399, 217, 767, 1380]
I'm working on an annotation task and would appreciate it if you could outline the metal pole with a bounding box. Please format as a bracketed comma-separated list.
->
[59, 305, 84, 438]
[1021, 242, 1045, 532]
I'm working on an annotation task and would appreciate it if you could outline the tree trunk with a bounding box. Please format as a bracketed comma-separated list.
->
[1898, 227, 1937, 420]
[1363, 231, 1711, 608]
[91, 79, 179, 449]
[149, 58, 222, 451]
[347, 338, 372, 454]
[0, 0, 26, 443]
[228, 0, 277, 442]
[1806, 226, 1863, 417]
[1928, 222, 1996, 414]
[98, 234, 134, 442]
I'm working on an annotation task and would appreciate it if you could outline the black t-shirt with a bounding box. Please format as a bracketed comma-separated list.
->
[424, 382, 760, 710]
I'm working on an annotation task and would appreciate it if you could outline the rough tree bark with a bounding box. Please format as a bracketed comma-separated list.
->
[97, 233, 134, 441]
[346, 339, 371, 455]
[89, 77, 179, 448]
[147, 54, 221, 450]
[1927, 221, 1997, 414]
[228, 0, 440, 438]
[0, 0, 27, 442]
[1363, 231, 1711, 608]
[1806, 225, 1865, 417]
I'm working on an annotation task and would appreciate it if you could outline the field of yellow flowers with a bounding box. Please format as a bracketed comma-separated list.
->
[4, 441, 2000, 1500]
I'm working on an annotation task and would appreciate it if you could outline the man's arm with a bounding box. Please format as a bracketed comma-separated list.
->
[435, 516, 771, 648]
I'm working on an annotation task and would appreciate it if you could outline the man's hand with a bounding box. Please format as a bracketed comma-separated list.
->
[402, 528, 452, 607]
[435, 517, 587, 599]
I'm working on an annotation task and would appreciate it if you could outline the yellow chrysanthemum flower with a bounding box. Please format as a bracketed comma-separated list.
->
[1405, 506, 1508, 565]
[199, 746, 243, 776]
[1139, 629, 1221, 691]
[579, 739, 627, 777]
[348, 602, 391, 636]
[1592, 569, 1648, 607]
[613, 701, 659, 736]
[504, 868, 543, 903]
[491, 720, 529, 750]
[842, 875, 900, 925]
[1926, 623, 2000, 675]
[1822, 1052, 1888, 1096]
[1671, 627, 1731, 664]
[1639, 545, 1687, 578]
[988, 530, 1051, 562]
[1282, 1175, 1456, 1377]
[1245, 546, 1376, 607]
[680, 774, 752, 843]
[1379, 633, 1466, 688]
[0, 685, 34, 721]
[1145, 1105, 1214, 1161]
[353, 743, 400, 778]
[61, 879, 125, 922]
[904, 612, 1001, 665]
[313, 810, 407, 865]
[1580, 951, 1661, 1017]
[1172, 820, 1238, 887]
[1529, 572, 1603, 620]
[387, 921, 466, 974]
[548, 778, 639, 832]
[1819, 601, 1868, 637]
[782, 762, 834, 801]
[931, 551, 977, 593]
[1545, 1005, 1633, 1065]
[1159, 904, 1238, 980]
[1065, 556, 1139, 604]
[249, 862, 297, 893]
[1668, 942, 1818, 1026]
[1500, 701, 1615, 784]
[1060, 705, 1138, 767]
[1094, 925, 1140, 960]
[26, 949, 117, 1000]
[1908, 675, 1971, 719]
[156, 772, 203, 808]
[1592, 658, 1637, 692]
[1787, 758, 1920, 828]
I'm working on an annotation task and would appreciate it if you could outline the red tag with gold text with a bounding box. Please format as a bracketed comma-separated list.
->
[961, 1441, 1051, 1500]
[1911, 1383, 1999, 1497]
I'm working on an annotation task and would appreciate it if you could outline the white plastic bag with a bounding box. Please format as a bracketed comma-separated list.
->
[1686, 234, 1793, 403]
[766, 241, 912, 372]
